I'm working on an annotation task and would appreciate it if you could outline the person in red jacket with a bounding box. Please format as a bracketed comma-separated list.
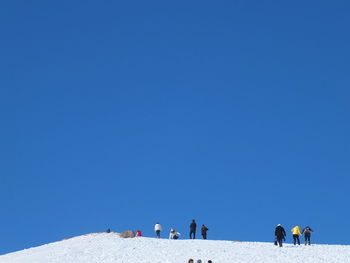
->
[136, 230, 142, 237]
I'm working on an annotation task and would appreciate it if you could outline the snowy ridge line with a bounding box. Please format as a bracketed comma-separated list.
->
[61, 231, 120, 241]
[0, 232, 350, 263]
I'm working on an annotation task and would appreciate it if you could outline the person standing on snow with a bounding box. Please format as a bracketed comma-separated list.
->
[190, 219, 197, 239]
[274, 224, 286, 247]
[291, 225, 302, 245]
[154, 223, 162, 238]
[302, 226, 313, 245]
[201, 224, 209, 240]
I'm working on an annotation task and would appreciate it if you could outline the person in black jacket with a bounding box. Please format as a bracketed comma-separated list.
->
[190, 219, 197, 239]
[302, 226, 313, 245]
[274, 224, 286, 247]
[201, 224, 209, 239]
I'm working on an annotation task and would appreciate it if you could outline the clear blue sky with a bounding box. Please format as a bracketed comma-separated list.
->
[1, 0, 350, 254]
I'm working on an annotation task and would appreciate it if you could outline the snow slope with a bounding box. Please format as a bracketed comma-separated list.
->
[1, 233, 349, 263]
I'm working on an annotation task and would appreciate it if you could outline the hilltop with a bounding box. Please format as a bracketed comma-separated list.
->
[0, 233, 349, 263]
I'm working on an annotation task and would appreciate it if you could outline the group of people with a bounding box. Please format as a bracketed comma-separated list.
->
[154, 220, 209, 240]
[134, 221, 314, 248]
[188, 260, 212, 263]
[274, 224, 314, 247]
[154, 222, 182, 239]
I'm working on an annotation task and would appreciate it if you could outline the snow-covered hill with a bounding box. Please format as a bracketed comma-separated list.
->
[1, 233, 349, 263]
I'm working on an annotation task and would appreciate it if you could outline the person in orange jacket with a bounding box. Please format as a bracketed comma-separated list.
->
[291, 225, 302, 245]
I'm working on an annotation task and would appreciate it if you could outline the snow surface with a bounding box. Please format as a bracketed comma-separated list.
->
[1, 233, 350, 263]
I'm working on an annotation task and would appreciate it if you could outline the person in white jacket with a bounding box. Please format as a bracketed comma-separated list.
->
[154, 223, 162, 238]
[169, 228, 181, 239]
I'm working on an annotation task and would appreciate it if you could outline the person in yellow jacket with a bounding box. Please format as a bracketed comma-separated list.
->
[291, 225, 302, 245]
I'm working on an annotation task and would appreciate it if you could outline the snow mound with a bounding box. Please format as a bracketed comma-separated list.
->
[0, 233, 350, 263]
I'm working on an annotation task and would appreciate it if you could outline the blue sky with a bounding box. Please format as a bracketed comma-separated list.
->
[1, 0, 350, 254]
